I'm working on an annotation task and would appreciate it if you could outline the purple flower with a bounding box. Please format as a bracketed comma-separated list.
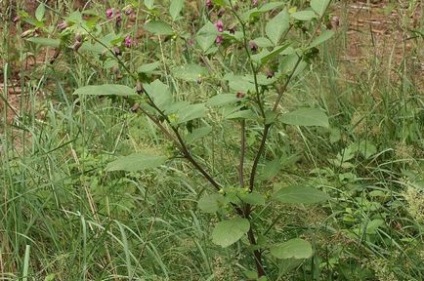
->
[124, 35, 133, 48]
[215, 35, 223, 45]
[249, 41, 258, 52]
[206, 0, 213, 9]
[252, 0, 258, 7]
[106, 8, 115, 19]
[215, 19, 224, 32]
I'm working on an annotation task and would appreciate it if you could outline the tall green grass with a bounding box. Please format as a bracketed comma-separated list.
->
[1, 0, 424, 280]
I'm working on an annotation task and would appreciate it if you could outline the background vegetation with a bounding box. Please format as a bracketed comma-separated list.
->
[1, 0, 423, 280]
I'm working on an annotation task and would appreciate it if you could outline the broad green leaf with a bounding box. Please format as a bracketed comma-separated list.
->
[280, 108, 329, 128]
[225, 109, 255, 120]
[224, 74, 256, 92]
[143, 80, 172, 109]
[106, 153, 167, 172]
[207, 94, 240, 107]
[266, 9, 289, 45]
[144, 21, 173, 35]
[196, 22, 218, 52]
[177, 103, 206, 124]
[169, 0, 184, 21]
[26, 37, 60, 47]
[365, 219, 384, 234]
[273, 185, 330, 204]
[35, 3, 45, 22]
[270, 238, 313, 259]
[259, 2, 285, 12]
[144, 0, 155, 9]
[251, 43, 290, 65]
[198, 194, 222, 213]
[137, 61, 161, 73]
[171, 64, 208, 82]
[252, 37, 274, 48]
[310, 30, 334, 48]
[311, 0, 330, 17]
[212, 218, 250, 247]
[73, 84, 137, 96]
[354, 140, 377, 159]
[291, 10, 316, 21]
[259, 158, 281, 181]
[185, 126, 212, 144]
[240, 191, 266, 206]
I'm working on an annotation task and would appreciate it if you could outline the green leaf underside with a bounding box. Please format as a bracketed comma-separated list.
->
[291, 11, 316, 21]
[280, 108, 329, 128]
[212, 218, 250, 247]
[106, 153, 167, 172]
[73, 84, 137, 96]
[273, 185, 330, 204]
[26, 37, 61, 47]
[144, 20, 174, 35]
[207, 94, 240, 107]
[270, 238, 313, 259]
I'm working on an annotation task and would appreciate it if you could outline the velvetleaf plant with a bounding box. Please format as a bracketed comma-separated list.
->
[27, 0, 334, 279]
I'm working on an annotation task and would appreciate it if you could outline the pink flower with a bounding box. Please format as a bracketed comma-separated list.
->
[215, 19, 224, 32]
[106, 8, 115, 19]
[252, 0, 258, 7]
[124, 35, 133, 48]
[206, 0, 213, 9]
[215, 35, 223, 45]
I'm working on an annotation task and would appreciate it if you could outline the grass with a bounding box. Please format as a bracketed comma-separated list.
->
[1, 0, 424, 280]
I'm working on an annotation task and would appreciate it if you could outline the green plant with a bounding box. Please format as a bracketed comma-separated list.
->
[30, 0, 335, 279]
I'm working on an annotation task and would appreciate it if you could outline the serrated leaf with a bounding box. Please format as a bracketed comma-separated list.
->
[26, 37, 60, 47]
[169, 0, 184, 21]
[270, 239, 313, 259]
[311, 0, 330, 17]
[35, 3, 45, 22]
[310, 30, 334, 48]
[144, 21, 173, 35]
[280, 108, 329, 128]
[177, 103, 206, 124]
[73, 84, 137, 96]
[143, 80, 172, 109]
[198, 194, 222, 213]
[291, 10, 316, 21]
[240, 191, 266, 206]
[196, 21, 218, 52]
[212, 218, 250, 247]
[273, 185, 330, 204]
[106, 153, 167, 172]
[266, 9, 289, 45]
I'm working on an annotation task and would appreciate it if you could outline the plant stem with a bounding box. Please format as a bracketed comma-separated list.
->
[239, 120, 246, 188]
[247, 225, 266, 277]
